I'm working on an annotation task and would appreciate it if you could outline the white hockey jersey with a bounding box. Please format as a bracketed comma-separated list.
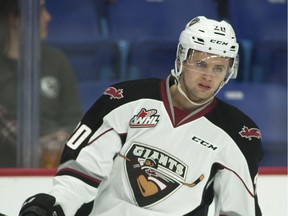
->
[50, 77, 263, 216]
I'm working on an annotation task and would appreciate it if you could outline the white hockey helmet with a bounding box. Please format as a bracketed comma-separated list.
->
[172, 16, 239, 81]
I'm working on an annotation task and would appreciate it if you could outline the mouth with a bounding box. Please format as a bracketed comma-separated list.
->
[198, 83, 211, 91]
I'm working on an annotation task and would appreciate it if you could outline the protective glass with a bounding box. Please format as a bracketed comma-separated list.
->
[183, 50, 233, 79]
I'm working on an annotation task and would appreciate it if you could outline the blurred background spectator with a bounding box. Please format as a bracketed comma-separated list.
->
[0, 0, 286, 168]
[0, 0, 83, 168]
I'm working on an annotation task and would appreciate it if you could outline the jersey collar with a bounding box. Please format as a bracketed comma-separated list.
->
[161, 75, 217, 127]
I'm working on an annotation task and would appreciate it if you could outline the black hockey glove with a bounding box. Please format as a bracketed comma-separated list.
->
[19, 193, 64, 216]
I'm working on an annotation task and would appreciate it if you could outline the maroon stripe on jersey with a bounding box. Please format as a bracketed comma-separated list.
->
[216, 163, 255, 197]
[87, 128, 114, 145]
[161, 79, 172, 118]
[56, 167, 102, 188]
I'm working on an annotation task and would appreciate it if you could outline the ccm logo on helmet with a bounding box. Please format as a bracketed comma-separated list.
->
[210, 39, 228, 46]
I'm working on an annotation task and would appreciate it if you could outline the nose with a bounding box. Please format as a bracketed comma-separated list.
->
[201, 72, 213, 80]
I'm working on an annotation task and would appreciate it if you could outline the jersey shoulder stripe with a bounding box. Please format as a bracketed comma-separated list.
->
[83, 78, 163, 124]
[207, 98, 263, 177]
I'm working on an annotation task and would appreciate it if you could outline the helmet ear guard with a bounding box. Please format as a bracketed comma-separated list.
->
[171, 43, 189, 79]
[230, 54, 239, 79]
[224, 54, 239, 82]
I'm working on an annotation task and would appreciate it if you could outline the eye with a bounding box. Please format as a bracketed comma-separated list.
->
[196, 61, 207, 69]
[213, 66, 224, 73]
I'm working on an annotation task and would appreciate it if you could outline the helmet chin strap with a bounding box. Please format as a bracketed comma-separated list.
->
[175, 79, 225, 107]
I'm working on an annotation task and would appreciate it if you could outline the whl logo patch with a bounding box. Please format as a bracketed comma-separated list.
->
[239, 126, 261, 140]
[130, 108, 160, 128]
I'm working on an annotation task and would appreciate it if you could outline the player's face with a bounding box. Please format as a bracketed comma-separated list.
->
[39, 0, 52, 40]
[180, 50, 230, 103]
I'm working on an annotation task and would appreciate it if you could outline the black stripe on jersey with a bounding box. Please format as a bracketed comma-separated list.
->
[183, 163, 219, 216]
[57, 167, 102, 188]
[205, 98, 263, 179]
[119, 133, 127, 146]
[60, 78, 163, 163]
[83, 78, 162, 138]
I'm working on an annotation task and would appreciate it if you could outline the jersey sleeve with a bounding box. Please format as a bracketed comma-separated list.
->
[212, 131, 263, 216]
[49, 83, 126, 215]
[213, 168, 259, 215]
[210, 100, 263, 215]
[50, 128, 122, 215]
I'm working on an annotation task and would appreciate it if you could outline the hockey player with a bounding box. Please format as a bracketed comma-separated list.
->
[19, 16, 263, 216]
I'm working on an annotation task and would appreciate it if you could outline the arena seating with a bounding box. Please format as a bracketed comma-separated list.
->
[127, 39, 177, 80]
[46, 0, 106, 43]
[45, 0, 287, 167]
[228, 0, 287, 84]
[217, 82, 287, 166]
[107, 0, 219, 80]
[46, 0, 118, 81]
[47, 41, 119, 81]
[108, 0, 218, 41]
[45, 0, 287, 84]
